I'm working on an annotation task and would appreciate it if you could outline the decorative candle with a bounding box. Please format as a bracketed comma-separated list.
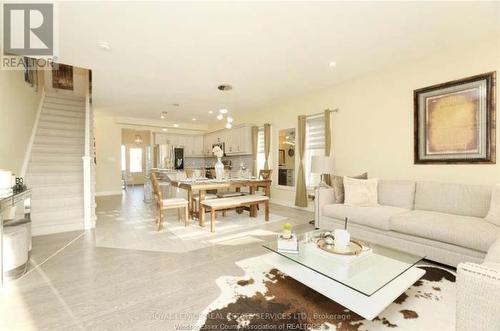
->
[334, 229, 350, 250]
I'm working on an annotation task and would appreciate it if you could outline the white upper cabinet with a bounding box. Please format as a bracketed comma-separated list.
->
[154, 124, 253, 157]
[226, 125, 252, 155]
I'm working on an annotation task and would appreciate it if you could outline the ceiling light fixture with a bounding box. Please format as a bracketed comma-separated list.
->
[218, 84, 233, 91]
[219, 108, 228, 114]
[173, 124, 179, 128]
[208, 110, 213, 114]
[134, 134, 143, 143]
[160, 111, 168, 119]
[329, 61, 336, 67]
[192, 118, 197, 121]
[162, 128, 168, 132]
[97, 41, 111, 51]
[172, 103, 180, 107]
[216, 114, 224, 120]
[225, 123, 232, 129]
[227, 116, 233, 123]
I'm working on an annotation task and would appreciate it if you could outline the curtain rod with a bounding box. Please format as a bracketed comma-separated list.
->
[306, 108, 339, 119]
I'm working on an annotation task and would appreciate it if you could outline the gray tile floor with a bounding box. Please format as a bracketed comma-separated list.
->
[1, 187, 313, 330]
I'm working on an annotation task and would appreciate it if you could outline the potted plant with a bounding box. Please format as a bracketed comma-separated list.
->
[282, 222, 293, 239]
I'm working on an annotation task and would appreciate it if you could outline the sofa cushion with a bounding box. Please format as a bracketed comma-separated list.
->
[415, 181, 491, 218]
[378, 180, 416, 210]
[322, 204, 408, 231]
[390, 210, 500, 252]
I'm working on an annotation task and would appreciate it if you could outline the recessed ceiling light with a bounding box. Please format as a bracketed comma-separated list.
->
[208, 110, 213, 114]
[173, 124, 179, 128]
[216, 114, 224, 120]
[192, 118, 196, 121]
[225, 123, 232, 129]
[219, 108, 228, 114]
[329, 61, 336, 67]
[97, 41, 111, 51]
[227, 116, 233, 123]
[162, 128, 168, 132]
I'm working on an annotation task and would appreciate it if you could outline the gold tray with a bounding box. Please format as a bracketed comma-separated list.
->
[314, 234, 365, 256]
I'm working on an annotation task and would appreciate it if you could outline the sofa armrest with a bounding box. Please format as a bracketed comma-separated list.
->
[456, 262, 500, 331]
[314, 187, 335, 229]
[485, 237, 500, 264]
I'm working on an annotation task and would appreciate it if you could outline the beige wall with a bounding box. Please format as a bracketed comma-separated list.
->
[235, 35, 500, 206]
[0, 67, 43, 175]
[95, 114, 123, 195]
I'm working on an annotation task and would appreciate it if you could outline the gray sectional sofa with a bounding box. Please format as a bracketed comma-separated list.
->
[315, 180, 500, 267]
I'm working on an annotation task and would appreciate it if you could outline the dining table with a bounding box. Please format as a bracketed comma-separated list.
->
[169, 178, 272, 226]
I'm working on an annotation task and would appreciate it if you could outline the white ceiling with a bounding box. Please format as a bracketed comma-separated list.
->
[58, 1, 500, 125]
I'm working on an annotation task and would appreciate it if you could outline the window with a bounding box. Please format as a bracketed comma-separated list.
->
[256, 127, 265, 175]
[129, 148, 143, 173]
[121, 145, 126, 171]
[304, 115, 325, 187]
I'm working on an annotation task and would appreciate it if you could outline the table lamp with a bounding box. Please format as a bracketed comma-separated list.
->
[311, 155, 334, 187]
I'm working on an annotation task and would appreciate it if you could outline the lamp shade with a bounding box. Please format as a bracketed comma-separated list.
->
[311, 155, 335, 174]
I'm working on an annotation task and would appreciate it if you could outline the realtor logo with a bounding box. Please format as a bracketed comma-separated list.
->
[3, 3, 54, 56]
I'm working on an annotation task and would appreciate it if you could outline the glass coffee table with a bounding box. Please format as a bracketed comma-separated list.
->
[263, 230, 425, 320]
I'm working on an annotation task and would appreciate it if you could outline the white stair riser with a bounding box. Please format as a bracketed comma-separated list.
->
[35, 135, 85, 145]
[42, 108, 85, 118]
[30, 155, 82, 163]
[45, 94, 84, 102]
[28, 164, 83, 173]
[37, 128, 85, 138]
[27, 174, 82, 186]
[44, 96, 85, 106]
[39, 114, 84, 124]
[43, 102, 85, 112]
[32, 185, 83, 198]
[32, 144, 83, 153]
[38, 120, 85, 131]
[32, 197, 83, 210]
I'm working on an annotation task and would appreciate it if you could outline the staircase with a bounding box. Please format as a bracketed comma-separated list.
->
[26, 93, 91, 235]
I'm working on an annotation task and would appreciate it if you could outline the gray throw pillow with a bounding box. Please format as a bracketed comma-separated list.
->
[331, 172, 368, 203]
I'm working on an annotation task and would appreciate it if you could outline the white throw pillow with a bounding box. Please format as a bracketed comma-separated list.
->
[486, 184, 500, 227]
[343, 177, 379, 207]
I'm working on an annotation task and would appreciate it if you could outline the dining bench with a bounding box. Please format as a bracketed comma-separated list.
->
[200, 194, 270, 232]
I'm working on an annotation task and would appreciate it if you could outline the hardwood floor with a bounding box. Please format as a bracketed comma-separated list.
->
[1, 187, 313, 330]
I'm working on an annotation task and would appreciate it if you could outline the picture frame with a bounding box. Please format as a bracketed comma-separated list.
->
[52, 63, 74, 90]
[414, 72, 496, 164]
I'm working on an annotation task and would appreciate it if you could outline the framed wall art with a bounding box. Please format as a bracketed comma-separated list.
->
[414, 72, 496, 164]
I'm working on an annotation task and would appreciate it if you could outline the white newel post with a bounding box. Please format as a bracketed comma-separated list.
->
[83, 92, 93, 230]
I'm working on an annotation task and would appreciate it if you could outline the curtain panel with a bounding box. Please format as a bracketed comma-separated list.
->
[263, 123, 271, 170]
[251, 126, 259, 176]
[295, 115, 308, 207]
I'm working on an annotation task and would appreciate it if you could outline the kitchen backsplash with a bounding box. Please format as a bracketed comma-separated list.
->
[185, 155, 253, 170]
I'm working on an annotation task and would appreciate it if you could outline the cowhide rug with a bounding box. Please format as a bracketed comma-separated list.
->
[195, 254, 456, 330]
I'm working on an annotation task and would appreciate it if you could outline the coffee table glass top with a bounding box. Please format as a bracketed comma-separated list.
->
[263, 230, 424, 296]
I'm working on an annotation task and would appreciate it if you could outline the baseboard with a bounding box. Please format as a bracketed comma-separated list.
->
[96, 190, 123, 197]
[32, 222, 85, 236]
[270, 198, 314, 212]
[21, 89, 45, 177]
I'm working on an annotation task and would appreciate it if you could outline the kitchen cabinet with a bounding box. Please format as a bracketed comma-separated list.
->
[154, 124, 253, 158]
[226, 125, 252, 155]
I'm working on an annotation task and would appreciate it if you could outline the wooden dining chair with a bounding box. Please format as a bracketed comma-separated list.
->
[151, 173, 189, 231]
